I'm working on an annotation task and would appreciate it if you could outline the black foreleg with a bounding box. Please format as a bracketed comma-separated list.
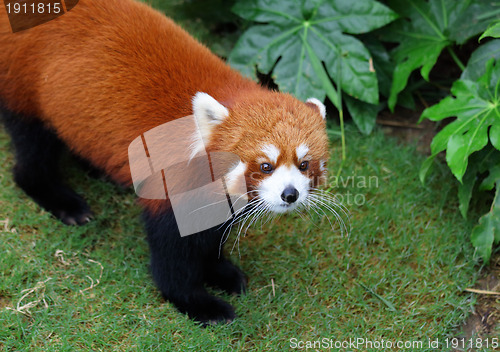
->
[143, 208, 246, 324]
[1, 108, 91, 225]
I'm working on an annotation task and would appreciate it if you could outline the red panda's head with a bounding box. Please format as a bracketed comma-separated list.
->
[191, 90, 329, 215]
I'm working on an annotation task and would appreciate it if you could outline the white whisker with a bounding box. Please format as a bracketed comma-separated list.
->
[306, 192, 350, 236]
[216, 185, 350, 258]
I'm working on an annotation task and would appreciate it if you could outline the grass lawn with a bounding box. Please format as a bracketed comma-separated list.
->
[0, 121, 485, 351]
[0, 1, 494, 351]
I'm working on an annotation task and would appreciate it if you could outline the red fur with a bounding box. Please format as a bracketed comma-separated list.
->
[0, 0, 328, 213]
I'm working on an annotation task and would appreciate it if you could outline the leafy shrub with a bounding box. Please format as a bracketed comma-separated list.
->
[379, 0, 500, 110]
[379, 0, 500, 261]
[228, 0, 398, 136]
[420, 35, 500, 262]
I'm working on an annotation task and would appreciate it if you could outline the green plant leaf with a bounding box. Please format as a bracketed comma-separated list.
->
[475, 147, 500, 174]
[363, 37, 392, 98]
[491, 122, 500, 151]
[419, 154, 437, 183]
[302, 33, 339, 107]
[450, 1, 500, 44]
[229, 0, 398, 106]
[445, 121, 489, 182]
[462, 40, 500, 81]
[389, 40, 448, 111]
[458, 165, 477, 219]
[232, 0, 304, 24]
[480, 164, 500, 191]
[471, 184, 500, 262]
[479, 21, 500, 41]
[457, 147, 500, 218]
[381, 0, 500, 110]
[344, 95, 379, 135]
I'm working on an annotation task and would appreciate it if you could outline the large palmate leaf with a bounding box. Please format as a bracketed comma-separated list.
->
[228, 0, 397, 133]
[381, 0, 500, 111]
[420, 59, 500, 183]
[456, 148, 500, 219]
[462, 40, 500, 81]
[479, 21, 500, 41]
[471, 184, 500, 262]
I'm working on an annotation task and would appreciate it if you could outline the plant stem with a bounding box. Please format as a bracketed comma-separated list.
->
[447, 47, 465, 71]
[338, 52, 346, 164]
[335, 156, 345, 180]
[339, 107, 346, 161]
[335, 107, 346, 179]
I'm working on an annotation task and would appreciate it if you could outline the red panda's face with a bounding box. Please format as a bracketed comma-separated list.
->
[192, 91, 329, 215]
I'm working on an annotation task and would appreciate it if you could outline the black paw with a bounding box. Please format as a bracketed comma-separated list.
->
[54, 208, 93, 226]
[172, 293, 236, 325]
[13, 167, 93, 226]
[49, 190, 92, 225]
[205, 259, 247, 295]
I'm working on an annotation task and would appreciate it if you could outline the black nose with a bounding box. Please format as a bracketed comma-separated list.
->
[281, 186, 299, 204]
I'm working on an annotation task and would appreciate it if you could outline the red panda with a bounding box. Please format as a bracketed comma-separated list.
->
[0, 0, 329, 324]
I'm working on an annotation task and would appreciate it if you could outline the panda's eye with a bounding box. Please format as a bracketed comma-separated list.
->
[260, 163, 273, 174]
[299, 161, 309, 171]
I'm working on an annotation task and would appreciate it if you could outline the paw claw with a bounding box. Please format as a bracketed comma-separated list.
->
[62, 217, 77, 226]
[58, 211, 93, 226]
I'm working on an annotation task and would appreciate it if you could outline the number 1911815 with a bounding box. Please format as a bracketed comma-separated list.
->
[444, 337, 499, 350]
[6, 2, 62, 14]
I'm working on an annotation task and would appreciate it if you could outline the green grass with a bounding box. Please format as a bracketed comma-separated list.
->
[0, 1, 492, 350]
[0, 122, 485, 351]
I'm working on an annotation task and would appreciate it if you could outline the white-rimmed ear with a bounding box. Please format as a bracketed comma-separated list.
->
[192, 92, 229, 144]
[306, 97, 326, 119]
